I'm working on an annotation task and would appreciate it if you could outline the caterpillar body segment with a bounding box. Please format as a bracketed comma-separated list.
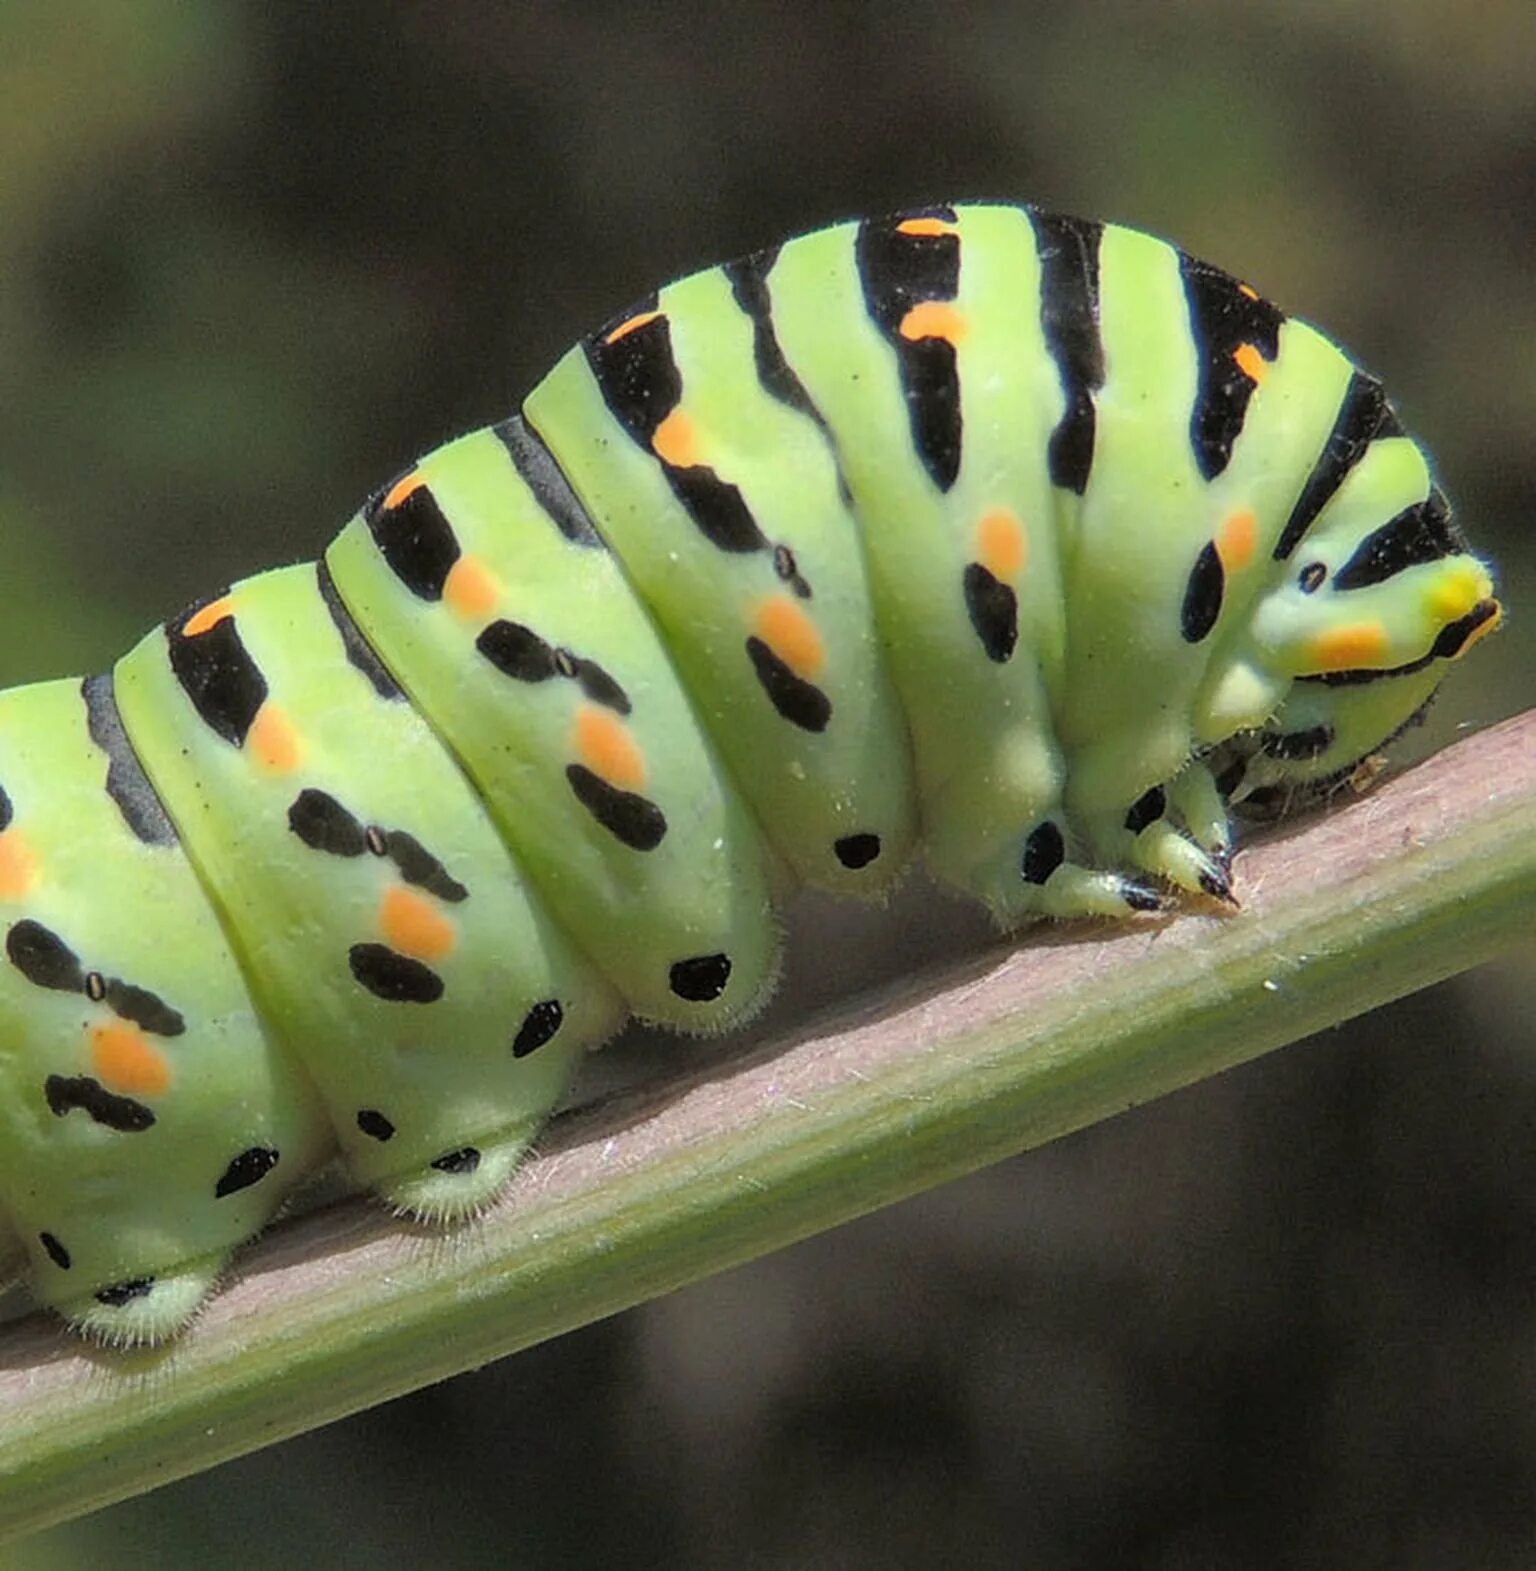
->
[0, 679, 331, 1342]
[113, 566, 624, 1215]
[0, 202, 1500, 1341]
[324, 428, 779, 1032]
[527, 263, 922, 901]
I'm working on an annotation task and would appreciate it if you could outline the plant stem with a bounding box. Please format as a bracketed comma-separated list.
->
[1, 709, 1532, 1541]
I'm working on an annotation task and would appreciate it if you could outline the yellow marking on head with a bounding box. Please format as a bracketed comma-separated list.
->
[754, 594, 826, 679]
[380, 884, 457, 962]
[604, 310, 662, 345]
[976, 508, 1027, 583]
[0, 830, 38, 901]
[1233, 342, 1268, 383]
[651, 408, 701, 468]
[1308, 622, 1389, 671]
[1216, 509, 1258, 573]
[248, 703, 304, 774]
[444, 554, 501, 621]
[897, 217, 955, 237]
[91, 1022, 172, 1097]
[898, 301, 968, 344]
[183, 598, 235, 638]
[1427, 563, 1483, 624]
[575, 705, 646, 789]
[1238, 282, 1260, 301]
[383, 472, 424, 511]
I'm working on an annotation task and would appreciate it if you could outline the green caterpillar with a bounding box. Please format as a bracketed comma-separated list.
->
[0, 203, 1501, 1343]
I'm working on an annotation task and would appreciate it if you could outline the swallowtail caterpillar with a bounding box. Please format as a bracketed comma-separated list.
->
[0, 203, 1502, 1343]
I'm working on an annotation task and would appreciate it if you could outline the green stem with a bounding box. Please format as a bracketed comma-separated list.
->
[1, 709, 1532, 1541]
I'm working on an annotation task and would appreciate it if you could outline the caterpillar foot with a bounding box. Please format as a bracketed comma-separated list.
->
[1033, 863, 1168, 920]
[1166, 762, 1237, 869]
[58, 1254, 225, 1347]
[985, 818, 1164, 922]
[380, 1121, 542, 1224]
[1131, 820, 1236, 906]
[1086, 789, 1237, 908]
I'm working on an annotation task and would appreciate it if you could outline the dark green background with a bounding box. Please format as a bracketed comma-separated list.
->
[4, 4, 1532, 1566]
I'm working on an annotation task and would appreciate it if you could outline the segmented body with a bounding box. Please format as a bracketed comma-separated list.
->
[0, 204, 1500, 1341]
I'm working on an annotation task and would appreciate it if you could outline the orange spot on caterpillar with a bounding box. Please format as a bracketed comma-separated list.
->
[754, 594, 826, 680]
[1308, 622, 1389, 671]
[379, 884, 457, 962]
[183, 598, 234, 638]
[91, 1022, 172, 1097]
[896, 217, 955, 237]
[898, 301, 968, 344]
[444, 555, 501, 620]
[383, 472, 425, 511]
[604, 310, 662, 345]
[1238, 283, 1260, 301]
[651, 408, 701, 468]
[1233, 342, 1269, 383]
[1216, 509, 1258, 573]
[575, 705, 646, 790]
[0, 830, 38, 901]
[976, 508, 1027, 583]
[248, 703, 303, 774]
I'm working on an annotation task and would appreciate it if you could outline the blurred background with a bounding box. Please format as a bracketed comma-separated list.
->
[2, 2, 1532, 1566]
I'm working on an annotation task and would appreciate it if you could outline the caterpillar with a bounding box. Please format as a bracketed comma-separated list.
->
[0, 203, 1501, 1344]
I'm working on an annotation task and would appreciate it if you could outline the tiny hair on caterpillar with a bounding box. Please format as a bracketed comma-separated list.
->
[0, 202, 1501, 1343]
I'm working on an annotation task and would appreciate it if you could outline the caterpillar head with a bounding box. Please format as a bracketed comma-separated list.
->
[1236, 485, 1501, 808]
